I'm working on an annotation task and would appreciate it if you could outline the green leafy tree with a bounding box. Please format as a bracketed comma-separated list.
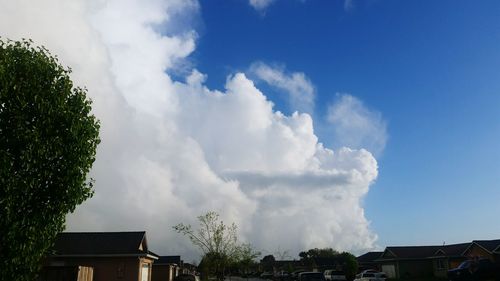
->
[0, 39, 100, 281]
[339, 252, 358, 281]
[173, 211, 259, 281]
[232, 243, 261, 275]
[299, 248, 340, 260]
[298, 249, 358, 281]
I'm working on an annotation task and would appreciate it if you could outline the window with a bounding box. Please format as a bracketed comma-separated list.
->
[436, 259, 446, 270]
[141, 263, 150, 281]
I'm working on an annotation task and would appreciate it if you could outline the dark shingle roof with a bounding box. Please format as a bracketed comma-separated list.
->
[437, 243, 470, 256]
[52, 231, 152, 256]
[357, 252, 383, 263]
[473, 239, 500, 253]
[384, 246, 442, 259]
[156, 256, 182, 265]
[378, 239, 500, 260]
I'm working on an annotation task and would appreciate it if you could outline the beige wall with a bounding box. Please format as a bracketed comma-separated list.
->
[152, 264, 175, 281]
[47, 256, 154, 281]
[464, 245, 494, 260]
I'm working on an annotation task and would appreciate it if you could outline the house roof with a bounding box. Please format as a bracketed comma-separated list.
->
[156, 255, 182, 265]
[378, 240, 500, 261]
[435, 243, 470, 256]
[472, 239, 500, 253]
[357, 252, 383, 263]
[382, 246, 443, 259]
[51, 231, 158, 258]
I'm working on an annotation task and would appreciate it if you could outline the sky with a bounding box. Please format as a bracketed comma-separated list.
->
[1, 0, 500, 260]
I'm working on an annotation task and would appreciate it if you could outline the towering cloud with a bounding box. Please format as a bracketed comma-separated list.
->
[249, 62, 315, 114]
[327, 94, 388, 157]
[0, 0, 380, 259]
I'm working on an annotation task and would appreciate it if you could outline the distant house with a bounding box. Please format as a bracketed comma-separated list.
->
[357, 251, 383, 272]
[462, 239, 500, 262]
[376, 245, 441, 279]
[41, 231, 159, 281]
[152, 256, 181, 281]
[371, 239, 500, 279]
[310, 257, 346, 272]
[182, 262, 198, 275]
[429, 243, 470, 278]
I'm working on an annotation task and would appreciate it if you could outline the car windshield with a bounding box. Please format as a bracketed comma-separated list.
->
[301, 273, 325, 281]
[458, 261, 471, 269]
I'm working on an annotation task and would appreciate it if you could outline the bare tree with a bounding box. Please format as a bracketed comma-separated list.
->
[173, 211, 259, 280]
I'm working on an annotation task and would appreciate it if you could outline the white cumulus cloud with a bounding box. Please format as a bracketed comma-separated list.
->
[1, 0, 379, 259]
[250, 62, 315, 113]
[249, 0, 276, 12]
[327, 94, 388, 157]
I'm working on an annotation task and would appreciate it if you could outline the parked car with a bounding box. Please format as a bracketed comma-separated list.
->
[291, 270, 307, 281]
[298, 272, 326, 281]
[353, 271, 386, 281]
[448, 258, 499, 281]
[275, 271, 291, 281]
[324, 270, 347, 281]
[261, 272, 274, 280]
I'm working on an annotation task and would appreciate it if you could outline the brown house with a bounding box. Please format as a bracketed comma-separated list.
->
[430, 243, 470, 278]
[41, 231, 159, 281]
[376, 245, 441, 279]
[372, 239, 500, 279]
[152, 256, 181, 281]
[462, 239, 500, 262]
[357, 251, 383, 272]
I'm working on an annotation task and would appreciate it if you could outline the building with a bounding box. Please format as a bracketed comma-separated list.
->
[152, 256, 181, 281]
[357, 251, 383, 272]
[41, 231, 159, 281]
[369, 239, 500, 279]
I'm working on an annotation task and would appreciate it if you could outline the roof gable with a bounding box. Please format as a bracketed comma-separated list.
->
[357, 252, 383, 263]
[434, 243, 471, 257]
[380, 248, 397, 259]
[52, 231, 149, 256]
[383, 246, 441, 259]
[472, 239, 500, 253]
[156, 256, 182, 265]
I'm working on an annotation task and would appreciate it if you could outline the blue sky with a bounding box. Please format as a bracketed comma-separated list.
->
[194, 0, 500, 248]
[5, 0, 499, 257]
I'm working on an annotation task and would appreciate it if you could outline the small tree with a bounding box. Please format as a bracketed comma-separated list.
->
[233, 243, 261, 275]
[339, 252, 358, 281]
[0, 39, 100, 281]
[173, 211, 259, 280]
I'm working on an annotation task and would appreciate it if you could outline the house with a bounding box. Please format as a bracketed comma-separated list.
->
[152, 256, 181, 281]
[41, 231, 159, 281]
[310, 257, 346, 272]
[429, 243, 470, 278]
[182, 263, 199, 275]
[372, 239, 500, 279]
[376, 245, 441, 279]
[462, 239, 500, 262]
[357, 251, 383, 272]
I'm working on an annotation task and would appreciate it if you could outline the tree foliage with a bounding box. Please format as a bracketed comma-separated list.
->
[299, 248, 340, 260]
[338, 252, 358, 281]
[173, 211, 260, 280]
[298, 248, 358, 281]
[0, 39, 100, 281]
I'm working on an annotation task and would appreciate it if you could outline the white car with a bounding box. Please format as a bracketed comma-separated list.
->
[353, 271, 386, 281]
[323, 270, 346, 281]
